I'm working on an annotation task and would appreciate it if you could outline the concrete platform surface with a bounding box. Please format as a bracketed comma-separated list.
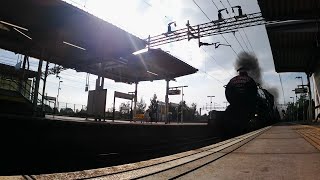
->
[2, 124, 320, 180]
[180, 125, 320, 180]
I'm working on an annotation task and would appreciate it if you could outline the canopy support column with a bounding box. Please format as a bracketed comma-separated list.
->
[133, 82, 138, 118]
[165, 80, 169, 124]
[41, 61, 49, 112]
[19, 55, 28, 92]
[33, 58, 43, 116]
[307, 73, 313, 121]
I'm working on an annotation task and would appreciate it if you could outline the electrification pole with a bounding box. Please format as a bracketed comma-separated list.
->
[290, 96, 295, 121]
[296, 76, 304, 121]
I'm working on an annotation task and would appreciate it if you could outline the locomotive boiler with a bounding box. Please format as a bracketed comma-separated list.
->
[210, 68, 280, 137]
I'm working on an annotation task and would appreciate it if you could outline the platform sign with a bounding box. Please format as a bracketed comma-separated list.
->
[135, 114, 144, 119]
[168, 89, 181, 95]
[294, 88, 307, 94]
[114, 91, 134, 100]
[87, 89, 107, 116]
[44, 96, 56, 101]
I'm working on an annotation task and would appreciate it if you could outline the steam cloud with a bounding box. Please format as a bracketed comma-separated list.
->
[266, 87, 279, 103]
[235, 52, 262, 85]
[234, 52, 279, 102]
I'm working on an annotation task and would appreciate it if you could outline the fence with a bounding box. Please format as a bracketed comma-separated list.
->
[44, 100, 87, 115]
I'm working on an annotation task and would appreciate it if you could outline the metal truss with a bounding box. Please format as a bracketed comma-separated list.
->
[147, 12, 266, 47]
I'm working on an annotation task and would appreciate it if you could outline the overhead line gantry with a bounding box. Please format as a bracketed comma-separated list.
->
[146, 12, 267, 48]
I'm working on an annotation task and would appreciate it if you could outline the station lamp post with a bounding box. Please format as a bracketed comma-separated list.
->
[296, 76, 304, 121]
[292, 90, 298, 121]
[296, 76, 304, 86]
[169, 85, 188, 123]
[207, 96, 215, 119]
[290, 96, 295, 121]
[128, 91, 135, 120]
[57, 80, 63, 111]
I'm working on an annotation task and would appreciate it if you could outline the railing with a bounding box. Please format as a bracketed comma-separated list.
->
[45, 101, 88, 118]
[47, 101, 87, 112]
[0, 75, 43, 106]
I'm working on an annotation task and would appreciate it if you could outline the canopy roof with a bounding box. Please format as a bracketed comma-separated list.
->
[0, 0, 197, 83]
[258, 0, 320, 21]
[258, 0, 320, 73]
[0, 0, 146, 65]
[76, 49, 198, 83]
[267, 30, 318, 73]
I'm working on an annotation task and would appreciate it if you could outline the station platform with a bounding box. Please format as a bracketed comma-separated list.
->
[6, 123, 320, 180]
[44, 115, 207, 125]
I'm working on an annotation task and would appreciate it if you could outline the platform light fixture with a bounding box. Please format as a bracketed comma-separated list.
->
[290, 96, 294, 103]
[147, 70, 158, 76]
[0, 23, 9, 31]
[0, 20, 28, 31]
[63, 41, 86, 51]
[13, 28, 32, 40]
[133, 48, 148, 55]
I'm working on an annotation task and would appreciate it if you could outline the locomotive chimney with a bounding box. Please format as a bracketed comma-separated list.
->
[237, 67, 248, 76]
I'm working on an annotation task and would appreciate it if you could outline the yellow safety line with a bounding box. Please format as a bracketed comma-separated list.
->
[295, 125, 320, 151]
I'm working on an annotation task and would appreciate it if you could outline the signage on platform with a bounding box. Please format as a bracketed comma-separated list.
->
[115, 91, 134, 100]
[295, 88, 307, 94]
[168, 89, 181, 95]
[44, 96, 56, 101]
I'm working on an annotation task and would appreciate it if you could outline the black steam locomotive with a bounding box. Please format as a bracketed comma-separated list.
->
[210, 70, 280, 137]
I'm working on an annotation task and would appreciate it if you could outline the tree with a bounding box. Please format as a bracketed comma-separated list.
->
[148, 94, 158, 121]
[60, 108, 74, 115]
[119, 102, 130, 114]
[169, 103, 178, 122]
[287, 94, 311, 121]
[191, 103, 197, 120]
[119, 102, 130, 112]
[119, 102, 131, 119]
[136, 98, 146, 114]
[53, 107, 59, 114]
[42, 104, 53, 113]
[178, 100, 191, 121]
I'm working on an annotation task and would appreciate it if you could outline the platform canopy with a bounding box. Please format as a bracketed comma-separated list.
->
[0, 0, 198, 83]
[258, 0, 320, 73]
[75, 48, 198, 83]
[0, 0, 145, 71]
[258, 0, 319, 21]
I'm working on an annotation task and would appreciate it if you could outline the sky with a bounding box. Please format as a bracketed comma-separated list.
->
[0, 0, 311, 113]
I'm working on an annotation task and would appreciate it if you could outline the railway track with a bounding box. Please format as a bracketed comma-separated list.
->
[29, 126, 271, 180]
[3, 135, 219, 175]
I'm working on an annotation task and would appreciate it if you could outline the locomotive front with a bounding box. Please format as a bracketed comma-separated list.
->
[225, 70, 258, 108]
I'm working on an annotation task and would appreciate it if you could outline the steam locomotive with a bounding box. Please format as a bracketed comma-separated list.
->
[209, 69, 280, 137]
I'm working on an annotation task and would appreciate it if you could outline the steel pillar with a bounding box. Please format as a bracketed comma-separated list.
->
[165, 80, 169, 124]
[181, 87, 184, 123]
[19, 55, 28, 92]
[307, 74, 313, 121]
[133, 82, 138, 118]
[33, 58, 43, 116]
[41, 61, 49, 112]
[113, 94, 116, 121]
